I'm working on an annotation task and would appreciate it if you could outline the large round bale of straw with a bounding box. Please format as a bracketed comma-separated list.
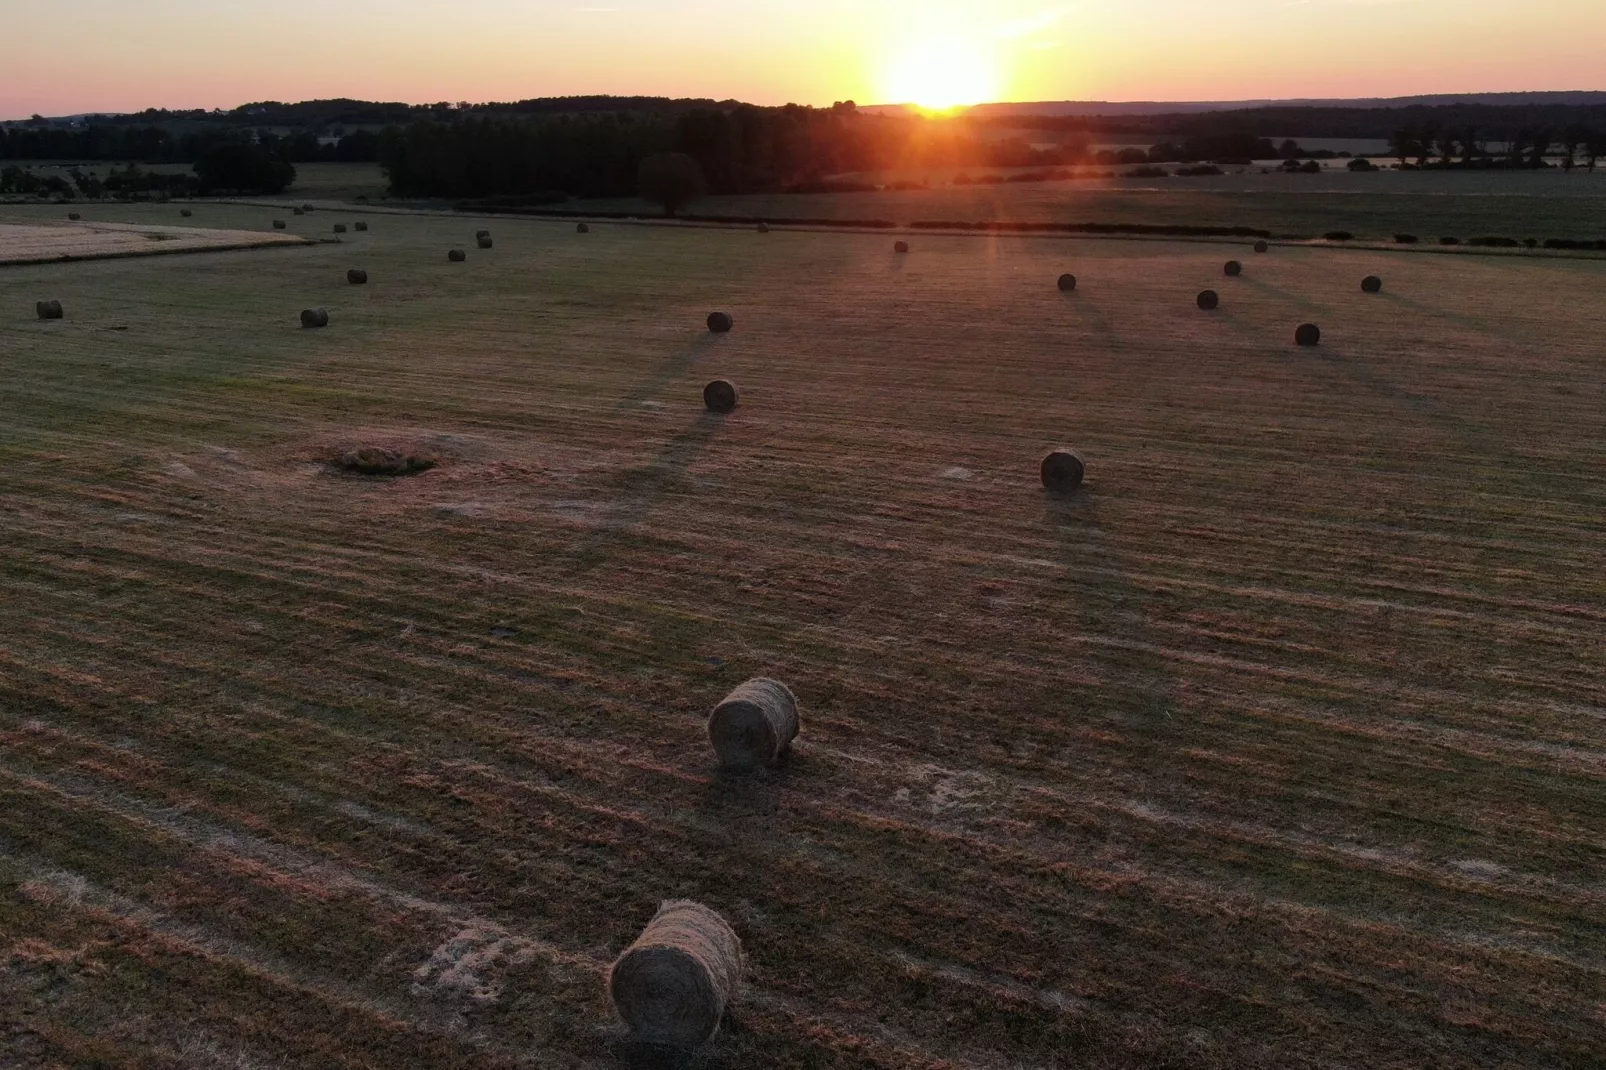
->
[577, 222, 590, 233]
[703, 379, 740, 414]
[1361, 275, 1383, 294]
[333, 224, 347, 234]
[609, 901, 743, 1049]
[894, 240, 910, 254]
[477, 234, 494, 249]
[1057, 273, 1077, 292]
[1197, 289, 1220, 311]
[347, 269, 368, 285]
[354, 221, 368, 232]
[1040, 448, 1086, 493]
[1295, 323, 1321, 347]
[300, 307, 329, 329]
[706, 311, 733, 333]
[272, 219, 286, 230]
[36, 300, 64, 321]
[708, 678, 797, 769]
[475, 229, 490, 240]
[67, 212, 81, 221]
[180, 208, 193, 218]
[757, 222, 770, 234]
[1254, 240, 1269, 253]
[293, 206, 306, 216]
[448, 249, 467, 262]
[1224, 260, 1242, 277]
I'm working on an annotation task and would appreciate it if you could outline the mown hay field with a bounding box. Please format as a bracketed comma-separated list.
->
[0, 220, 309, 266]
[1, 204, 1604, 1069]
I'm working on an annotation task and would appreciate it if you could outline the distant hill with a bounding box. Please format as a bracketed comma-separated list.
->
[865, 92, 1606, 117]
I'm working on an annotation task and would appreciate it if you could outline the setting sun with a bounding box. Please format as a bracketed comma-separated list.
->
[882, 35, 1001, 110]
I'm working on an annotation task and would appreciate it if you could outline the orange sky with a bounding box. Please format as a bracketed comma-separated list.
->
[4, 0, 1604, 118]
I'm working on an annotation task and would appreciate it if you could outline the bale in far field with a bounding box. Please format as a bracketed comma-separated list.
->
[1296, 323, 1322, 346]
[273, 220, 286, 230]
[1197, 289, 1220, 311]
[609, 901, 743, 1049]
[293, 207, 305, 216]
[36, 300, 63, 320]
[347, 269, 368, 285]
[67, 212, 80, 221]
[1040, 449, 1085, 493]
[333, 224, 347, 234]
[1362, 275, 1383, 293]
[354, 221, 368, 232]
[448, 249, 467, 262]
[1224, 260, 1242, 277]
[475, 230, 490, 240]
[757, 222, 770, 234]
[477, 235, 493, 249]
[337, 447, 437, 476]
[1254, 240, 1269, 253]
[181, 208, 193, 218]
[577, 222, 590, 233]
[894, 240, 910, 253]
[708, 678, 797, 769]
[706, 311, 733, 333]
[703, 379, 739, 414]
[1057, 273, 1077, 292]
[302, 204, 314, 212]
[300, 308, 329, 329]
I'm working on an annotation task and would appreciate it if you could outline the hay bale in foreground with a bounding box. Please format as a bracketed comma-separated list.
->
[1197, 289, 1220, 311]
[1057, 273, 1077, 292]
[1224, 260, 1243, 277]
[35, 300, 64, 321]
[1254, 240, 1269, 253]
[708, 678, 797, 769]
[1295, 323, 1321, 346]
[300, 308, 329, 329]
[610, 901, 743, 1049]
[706, 311, 733, 333]
[894, 240, 910, 254]
[476, 235, 493, 249]
[333, 224, 347, 234]
[703, 378, 740, 414]
[337, 447, 437, 476]
[354, 221, 368, 232]
[180, 208, 193, 218]
[448, 249, 467, 262]
[1362, 275, 1383, 293]
[577, 222, 590, 233]
[272, 219, 286, 230]
[1040, 449, 1086, 493]
[347, 269, 368, 285]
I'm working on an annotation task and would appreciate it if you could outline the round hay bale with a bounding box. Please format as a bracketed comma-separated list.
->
[302, 204, 314, 212]
[708, 677, 797, 769]
[35, 300, 64, 321]
[475, 229, 490, 240]
[609, 901, 743, 1049]
[272, 219, 286, 230]
[1057, 273, 1077, 292]
[333, 224, 347, 234]
[293, 207, 306, 216]
[757, 222, 770, 234]
[1224, 260, 1243, 277]
[1295, 323, 1321, 346]
[1197, 289, 1220, 311]
[1040, 449, 1086, 494]
[300, 308, 329, 329]
[337, 447, 436, 476]
[1254, 240, 1269, 253]
[67, 212, 81, 221]
[703, 378, 740, 415]
[354, 221, 368, 232]
[477, 235, 493, 249]
[1361, 275, 1383, 294]
[180, 208, 193, 218]
[448, 249, 467, 262]
[894, 240, 910, 254]
[347, 269, 368, 285]
[577, 222, 590, 233]
[706, 311, 733, 334]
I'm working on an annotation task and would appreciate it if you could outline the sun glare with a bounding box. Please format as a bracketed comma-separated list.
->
[884, 36, 1000, 112]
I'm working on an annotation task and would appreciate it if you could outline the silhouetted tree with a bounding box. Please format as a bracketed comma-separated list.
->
[193, 142, 295, 193]
[637, 152, 706, 216]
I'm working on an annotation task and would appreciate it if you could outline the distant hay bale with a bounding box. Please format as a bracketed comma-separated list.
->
[894, 240, 910, 253]
[448, 249, 467, 262]
[355, 195, 370, 203]
[67, 212, 81, 221]
[708, 677, 797, 769]
[577, 222, 590, 233]
[703, 378, 740, 414]
[477, 235, 493, 249]
[302, 204, 315, 212]
[35, 299, 64, 321]
[293, 207, 306, 216]
[1224, 260, 1242, 277]
[354, 221, 368, 232]
[706, 311, 733, 334]
[1254, 240, 1269, 253]
[1057, 273, 1077, 292]
[180, 208, 193, 218]
[1197, 289, 1220, 311]
[333, 224, 347, 233]
[347, 269, 368, 285]
[609, 901, 743, 1049]
[300, 307, 329, 329]
[475, 230, 490, 240]
[273, 219, 286, 229]
[1295, 323, 1321, 346]
[1362, 275, 1383, 293]
[336, 447, 438, 476]
[1040, 448, 1086, 493]
[757, 222, 770, 233]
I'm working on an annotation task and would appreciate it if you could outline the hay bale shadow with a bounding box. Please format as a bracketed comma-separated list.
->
[619, 335, 722, 410]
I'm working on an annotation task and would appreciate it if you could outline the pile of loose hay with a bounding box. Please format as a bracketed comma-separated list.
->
[300, 308, 329, 329]
[1197, 289, 1220, 311]
[1295, 323, 1322, 346]
[347, 269, 368, 285]
[1040, 449, 1086, 493]
[1058, 274, 1077, 292]
[708, 678, 797, 769]
[35, 300, 63, 321]
[609, 901, 743, 1049]
[706, 312, 734, 334]
[1362, 275, 1383, 293]
[335, 447, 438, 476]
